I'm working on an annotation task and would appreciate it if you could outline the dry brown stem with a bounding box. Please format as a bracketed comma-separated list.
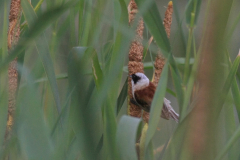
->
[5, 0, 21, 140]
[128, 0, 149, 122]
[184, 0, 232, 159]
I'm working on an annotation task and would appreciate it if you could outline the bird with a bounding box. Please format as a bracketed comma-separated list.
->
[130, 72, 179, 123]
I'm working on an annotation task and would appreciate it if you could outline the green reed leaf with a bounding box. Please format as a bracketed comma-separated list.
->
[116, 115, 142, 160]
[144, 59, 169, 159]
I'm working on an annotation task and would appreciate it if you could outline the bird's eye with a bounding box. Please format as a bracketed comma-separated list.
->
[131, 74, 141, 84]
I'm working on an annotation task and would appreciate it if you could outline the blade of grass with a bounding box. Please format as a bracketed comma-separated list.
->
[158, 137, 171, 160]
[170, 63, 184, 113]
[68, 47, 100, 160]
[88, 1, 113, 48]
[140, 123, 148, 160]
[144, 59, 169, 159]
[223, 93, 238, 160]
[16, 49, 25, 92]
[180, 46, 200, 120]
[183, 0, 201, 84]
[20, 73, 69, 88]
[0, 0, 7, 11]
[65, 137, 79, 160]
[0, 87, 7, 148]
[16, 66, 53, 160]
[222, 51, 240, 93]
[92, 51, 103, 90]
[34, 0, 44, 12]
[116, 78, 128, 115]
[21, 0, 47, 31]
[101, 1, 129, 159]
[116, 115, 142, 160]
[166, 88, 176, 97]
[227, 11, 240, 42]
[0, 0, 9, 148]
[219, 51, 240, 113]
[0, 1, 74, 75]
[50, 87, 75, 136]
[135, 0, 170, 56]
[102, 41, 113, 72]
[231, 78, 240, 120]
[103, 100, 119, 160]
[172, 0, 186, 56]
[69, 9, 76, 46]
[215, 126, 240, 160]
[80, 0, 92, 46]
[21, 0, 64, 114]
[226, 50, 240, 120]
[95, 135, 103, 155]
[123, 58, 194, 72]
[135, 0, 184, 108]
[185, 0, 201, 25]
[68, 47, 102, 158]
[81, 1, 130, 159]
[183, 29, 193, 84]
[78, 0, 85, 45]
[113, 0, 121, 40]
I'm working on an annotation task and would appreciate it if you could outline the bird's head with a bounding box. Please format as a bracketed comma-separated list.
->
[130, 73, 150, 91]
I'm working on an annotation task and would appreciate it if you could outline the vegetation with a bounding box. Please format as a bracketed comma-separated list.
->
[0, 0, 240, 159]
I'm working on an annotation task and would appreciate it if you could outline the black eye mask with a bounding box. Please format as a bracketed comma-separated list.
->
[131, 74, 141, 84]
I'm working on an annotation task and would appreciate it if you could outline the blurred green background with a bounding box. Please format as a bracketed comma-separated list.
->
[0, 0, 240, 159]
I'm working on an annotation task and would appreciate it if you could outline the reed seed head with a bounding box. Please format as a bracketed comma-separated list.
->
[6, 0, 22, 141]
[128, 0, 149, 121]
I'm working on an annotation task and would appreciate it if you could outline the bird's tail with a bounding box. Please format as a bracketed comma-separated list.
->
[161, 98, 179, 123]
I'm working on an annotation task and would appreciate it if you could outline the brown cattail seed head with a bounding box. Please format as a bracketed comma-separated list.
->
[153, 53, 166, 86]
[163, 1, 173, 38]
[8, 0, 21, 49]
[5, 0, 22, 140]
[128, 0, 138, 24]
[153, 1, 173, 86]
[128, 0, 149, 121]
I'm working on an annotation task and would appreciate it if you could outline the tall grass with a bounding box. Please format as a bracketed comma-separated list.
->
[0, 0, 240, 159]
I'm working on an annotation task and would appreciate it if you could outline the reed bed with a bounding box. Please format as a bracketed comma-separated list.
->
[0, 0, 240, 160]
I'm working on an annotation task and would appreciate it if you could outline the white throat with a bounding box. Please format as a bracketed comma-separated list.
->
[131, 73, 150, 99]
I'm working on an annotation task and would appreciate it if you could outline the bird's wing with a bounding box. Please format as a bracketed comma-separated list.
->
[130, 98, 150, 112]
[161, 98, 179, 123]
[134, 86, 155, 112]
[132, 82, 179, 123]
[132, 96, 179, 123]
